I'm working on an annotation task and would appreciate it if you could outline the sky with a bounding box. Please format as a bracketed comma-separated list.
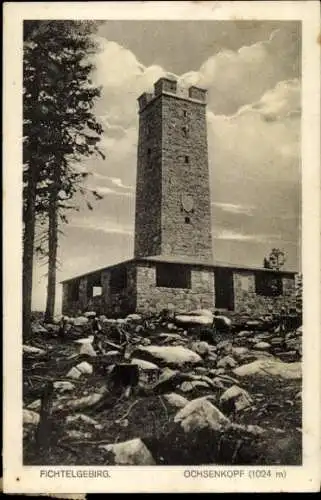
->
[32, 20, 301, 313]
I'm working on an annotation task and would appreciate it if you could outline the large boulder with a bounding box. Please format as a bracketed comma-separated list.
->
[233, 359, 302, 379]
[100, 438, 156, 465]
[174, 396, 230, 433]
[132, 345, 202, 368]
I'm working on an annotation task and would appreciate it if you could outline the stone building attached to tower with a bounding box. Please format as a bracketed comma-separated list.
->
[61, 77, 296, 317]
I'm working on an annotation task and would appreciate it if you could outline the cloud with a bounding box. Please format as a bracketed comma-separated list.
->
[108, 177, 134, 191]
[214, 228, 273, 242]
[88, 185, 134, 197]
[178, 28, 300, 115]
[70, 216, 134, 236]
[212, 202, 255, 215]
[237, 78, 301, 122]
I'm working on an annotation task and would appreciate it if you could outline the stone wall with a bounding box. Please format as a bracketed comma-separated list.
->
[233, 271, 296, 315]
[135, 262, 215, 314]
[99, 263, 137, 317]
[134, 96, 163, 257]
[161, 93, 213, 260]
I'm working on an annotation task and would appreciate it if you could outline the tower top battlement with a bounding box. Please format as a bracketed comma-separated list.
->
[138, 77, 207, 112]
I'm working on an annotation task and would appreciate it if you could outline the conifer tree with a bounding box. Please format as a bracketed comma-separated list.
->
[23, 20, 104, 331]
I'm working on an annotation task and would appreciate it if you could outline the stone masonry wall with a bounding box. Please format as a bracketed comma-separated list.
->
[134, 97, 163, 257]
[161, 93, 213, 261]
[101, 263, 137, 317]
[233, 271, 296, 315]
[135, 262, 215, 314]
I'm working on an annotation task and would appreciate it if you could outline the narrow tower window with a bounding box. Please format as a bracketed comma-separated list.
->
[184, 155, 189, 164]
[182, 125, 189, 138]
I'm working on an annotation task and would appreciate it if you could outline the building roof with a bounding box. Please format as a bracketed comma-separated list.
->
[61, 254, 297, 283]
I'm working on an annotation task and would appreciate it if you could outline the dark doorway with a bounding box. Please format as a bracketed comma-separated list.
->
[215, 268, 234, 310]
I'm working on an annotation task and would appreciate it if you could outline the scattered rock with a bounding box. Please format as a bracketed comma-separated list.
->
[194, 366, 208, 375]
[254, 341, 271, 351]
[233, 359, 302, 380]
[76, 361, 93, 374]
[73, 316, 89, 326]
[175, 314, 213, 326]
[140, 338, 152, 346]
[278, 351, 300, 362]
[244, 424, 266, 436]
[207, 353, 218, 364]
[74, 335, 94, 344]
[217, 355, 237, 369]
[83, 311, 96, 318]
[66, 429, 92, 439]
[220, 385, 253, 413]
[135, 325, 144, 335]
[27, 399, 41, 411]
[79, 343, 97, 357]
[237, 330, 252, 338]
[158, 367, 178, 384]
[191, 341, 210, 357]
[66, 366, 82, 380]
[132, 345, 202, 368]
[231, 347, 249, 360]
[188, 309, 214, 319]
[163, 393, 189, 409]
[245, 320, 262, 329]
[67, 361, 93, 379]
[31, 323, 48, 334]
[157, 333, 184, 344]
[216, 340, 233, 354]
[213, 314, 232, 332]
[180, 380, 210, 393]
[53, 381, 75, 393]
[126, 313, 142, 322]
[131, 358, 159, 370]
[23, 345, 46, 356]
[66, 413, 102, 429]
[23, 409, 40, 425]
[100, 438, 156, 465]
[174, 396, 230, 433]
[64, 392, 104, 411]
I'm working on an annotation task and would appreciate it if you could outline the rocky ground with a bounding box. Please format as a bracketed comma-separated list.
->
[23, 309, 302, 466]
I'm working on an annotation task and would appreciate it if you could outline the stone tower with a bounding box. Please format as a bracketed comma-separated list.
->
[134, 76, 213, 262]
